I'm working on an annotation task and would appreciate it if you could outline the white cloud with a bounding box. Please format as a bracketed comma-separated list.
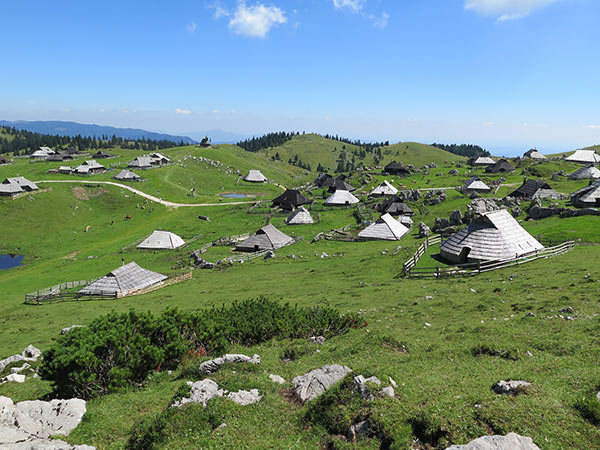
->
[465, 0, 559, 21]
[175, 108, 192, 115]
[583, 125, 600, 130]
[333, 0, 364, 13]
[186, 22, 198, 33]
[228, 1, 287, 38]
[373, 12, 389, 28]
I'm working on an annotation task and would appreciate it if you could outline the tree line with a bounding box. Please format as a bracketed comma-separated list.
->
[430, 143, 490, 158]
[0, 126, 187, 156]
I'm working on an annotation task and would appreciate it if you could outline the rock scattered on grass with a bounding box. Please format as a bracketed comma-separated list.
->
[227, 389, 262, 406]
[492, 380, 531, 395]
[0, 345, 41, 372]
[173, 379, 224, 408]
[61, 325, 83, 335]
[292, 364, 352, 403]
[353, 375, 381, 400]
[0, 374, 25, 384]
[198, 354, 260, 374]
[309, 336, 325, 345]
[269, 374, 286, 384]
[445, 432, 540, 449]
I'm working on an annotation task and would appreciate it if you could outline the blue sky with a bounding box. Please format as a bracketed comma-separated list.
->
[0, 0, 598, 154]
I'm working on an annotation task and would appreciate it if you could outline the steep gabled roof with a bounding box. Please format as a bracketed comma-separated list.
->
[370, 180, 398, 196]
[323, 190, 359, 206]
[3, 177, 38, 191]
[236, 224, 293, 251]
[314, 173, 334, 187]
[377, 196, 413, 215]
[243, 170, 267, 182]
[286, 206, 314, 225]
[329, 177, 355, 192]
[114, 169, 141, 181]
[566, 150, 600, 164]
[358, 214, 409, 241]
[486, 159, 515, 173]
[128, 156, 154, 168]
[507, 179, 552, 199]
[464, 178, 491, 192]
[440, 209, 544, 263]
[571, 180, 600, 206]
[79, 262, 167, 296]
[470, 156, 496, 166]
[523, 149, 546, 159]
[272, 189, 311, 210]
[569, 165, 600, 180]
[384, 161, 404, 171]
[137, 230, 185, 249]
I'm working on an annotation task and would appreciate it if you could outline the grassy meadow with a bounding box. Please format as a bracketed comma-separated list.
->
[1, 141, 600, 449]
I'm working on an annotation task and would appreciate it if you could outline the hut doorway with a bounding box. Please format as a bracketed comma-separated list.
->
[458, 247, 471, 264]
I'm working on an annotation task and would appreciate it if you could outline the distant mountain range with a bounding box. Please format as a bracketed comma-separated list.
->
[0, 120, 196, 145]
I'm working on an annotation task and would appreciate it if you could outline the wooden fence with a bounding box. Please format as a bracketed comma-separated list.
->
[399, 239, 575, 279]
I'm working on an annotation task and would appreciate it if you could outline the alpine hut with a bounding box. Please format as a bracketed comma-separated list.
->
[377, 195, 414, 216]
[235, 224, 293, 252]
[468, 156, 495, 167]
[199, 136, 211, 148]
[439, 209, 544, 264]
[314, 173, 334, 187]
[243, 170, 267, 183]
[570, 181, 600, 207]
[286, 206, 314, 225]
[569, 165, 600, 180]
[523, 149, 546, 160]
[93, 150, 114, 159]
[149, 153, 170, 165]
[370, 180, 398, 196]
[47, 151, 73, 162]
[0, 155, 8, 165]
[384, 161, 410, 176]
[137, 230, 185, 250]
[565, 150, 600, 164]
[114, 169, 141, 182]
[78, 262, 167, 297]
[398, 215, 413, 228]
[272, 189, 311, 210]
[31, 147, 55, 159]
[72, 160, 106, 175]
[464, 178, 491, 194]
[0, 177, 38, 196]
[506, 179, 559, 200]
[486, 159, 515, 174]
[323, 190, 359, 206]
[358, 214, 410, 241]
[328, 177, 355, 192]
[128, 156, 154, 169]
[58, 166, 73, 174]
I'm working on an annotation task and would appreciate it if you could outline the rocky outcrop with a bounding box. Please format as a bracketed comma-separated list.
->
[445, 432, 540, 449]
[172, 379, 262, 408]
[418, 222, 431, 238]
[0, 346, 42, 372]
[198, 354, 260, 374]
[527, 206, 600, 220]
[226, 389, 262, 406]
[292, 364, 352, 403]
[60, 326, 83, 335]
[492, 380, 531, 395]
[0, 396, 92, 449]
[467, 198, 499, 215]
[353, 375, 381, 400]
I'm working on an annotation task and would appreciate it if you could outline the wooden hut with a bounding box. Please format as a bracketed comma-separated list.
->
[128, 156, 154, 169]
[468, 156, 495, 166]
[328, 177, 355, 192]
[523, 149, 546, 160]
[358, 214, 409, 241]
[464, 178, 491, 194]
[243, 170, 267, 183]
[370, 180, 398, 196]
[383, 161, 410, 176]
[286, 206, 314, 225]
[323, 190, 359, 206]
[93, 150, 114, 159]
[565, 150, 600, 164]
[78, 262, 167, 297]
[272, 189, 311, 210]
[199, 136, 211, 148]
[486, 159, 515, 174]
[439, 209, 543, 264]
[570, 181, 600, 207]
[137, 230, 185, 250]
[235, 224, 293, 252]
[113, 169, 141, 182]
[507, 179, 556, 200]
[569, 165, 600, 180]
[72, 160, 106, 175]
[377, 196, 413, 216]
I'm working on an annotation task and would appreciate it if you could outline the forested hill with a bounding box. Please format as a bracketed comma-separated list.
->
[0, 120, 195, 145]
[430, 143, 490, 158]
[0, 126, 188, 155]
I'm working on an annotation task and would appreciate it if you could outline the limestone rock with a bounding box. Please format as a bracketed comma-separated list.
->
[449, 210, 463, 226]
[269, 374, 286, 384]
[227, 389, 262, 406]
[347, 420, 370, 441]
[0, 439, 96, 449]
[60, 326, 83, 335]
[198, 354, 260, 374]
[173, 379, 224, 407]
[353, 375, 381, 400]
[22, 346, 41, 359]
[292, 364, 352, 403]
[492, 380, 531, 395]
[1, 374, 25, 384]
[309, 336, 325, 345]
[445, 432, 540, 449]
[418, 222, 431, 238]
[381, 386, 395, 398]
[0, 346, 42, 373]
[10, 363, 30, 374]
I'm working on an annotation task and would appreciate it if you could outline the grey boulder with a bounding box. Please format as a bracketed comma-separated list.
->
[292, 364, 352, 403]
[227, 389, 262, 406]
[172, 379, 224, 408]
[492, 380, 531, 395]
[445, 432, 540, 449]
[198, 354, 260, 374]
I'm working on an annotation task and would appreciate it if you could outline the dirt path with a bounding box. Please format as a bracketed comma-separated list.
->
[35, 180, 258, 208]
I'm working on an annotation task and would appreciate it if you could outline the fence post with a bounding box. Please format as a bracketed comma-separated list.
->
[478, 261, 481, 273]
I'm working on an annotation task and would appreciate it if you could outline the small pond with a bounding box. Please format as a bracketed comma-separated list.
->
[222, 193, 249, 198]
[0, 254, 23, 270]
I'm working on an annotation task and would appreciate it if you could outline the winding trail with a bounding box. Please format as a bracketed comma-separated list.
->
[34, 180, 257, 208]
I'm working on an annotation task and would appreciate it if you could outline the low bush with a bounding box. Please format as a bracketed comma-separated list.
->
[40, 297, 364, 399]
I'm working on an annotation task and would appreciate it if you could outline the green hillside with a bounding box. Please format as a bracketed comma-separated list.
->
[1, 142, 600, 449]
[256, 133, 465, 172]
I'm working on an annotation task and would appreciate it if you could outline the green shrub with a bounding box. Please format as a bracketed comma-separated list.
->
[40, 298, 363, 399]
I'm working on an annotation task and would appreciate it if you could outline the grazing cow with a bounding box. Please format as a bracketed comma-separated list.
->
[125, 215, 132, 220]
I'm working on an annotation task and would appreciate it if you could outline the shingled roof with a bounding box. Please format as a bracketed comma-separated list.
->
[272, 189, 311, 210]
[243, 170, 267, 182]
[113, 169, 141, 181]
[469, 156, 496, 166]
[384, 161, 410, 176]
[235, 224, 294, 252]
[439, 209, 544, 264]
[464, 178, 491, 193]
[358, 214, 410, 241]
[79, 262, 167, 297]
[323, 190, 359, 206]
[286, 206, 314, 225]
[571, 180, 600, 207]
[128, 156, 154, 169]
[377, 196, 413, 215]
[507, 179, 552, 200]
[566, 150, 600, 164]
[569, 165, 600, 180]
[523, 149, 546, 160]
[370, 180, 398, 196]
[137, 230, 185, 250]
[328, 177, 355, 192]
[486, 159, 515, 174]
